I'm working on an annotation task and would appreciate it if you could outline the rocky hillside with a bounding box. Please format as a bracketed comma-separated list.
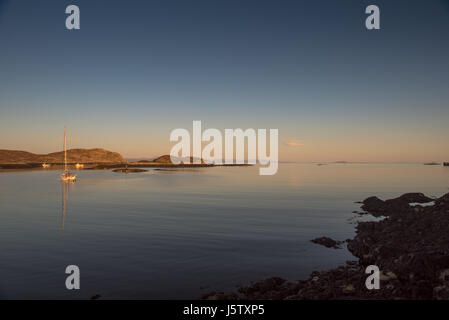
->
[152, 155, 173, 163]
[151, 155, 205, 164]
[0, 148, 125, 164]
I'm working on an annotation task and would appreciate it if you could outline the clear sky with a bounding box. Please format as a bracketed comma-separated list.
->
[0, 0, 448, 162]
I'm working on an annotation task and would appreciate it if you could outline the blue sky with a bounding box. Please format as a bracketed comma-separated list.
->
[0, 0, 448, 161]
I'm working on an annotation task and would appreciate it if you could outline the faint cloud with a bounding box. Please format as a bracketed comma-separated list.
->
[284, 140, 304, 147]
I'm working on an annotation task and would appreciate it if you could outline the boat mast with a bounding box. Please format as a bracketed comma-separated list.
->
[64, 126, 67, 173]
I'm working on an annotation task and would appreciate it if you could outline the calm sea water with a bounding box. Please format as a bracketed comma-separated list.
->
[0, 163, 448, 299]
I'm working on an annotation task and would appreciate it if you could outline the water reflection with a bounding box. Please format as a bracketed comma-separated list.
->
[1, 164, 449, 299]
[61, 181, 72, 230]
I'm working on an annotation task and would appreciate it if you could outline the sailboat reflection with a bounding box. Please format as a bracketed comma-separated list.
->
[61, 181, 72, 230]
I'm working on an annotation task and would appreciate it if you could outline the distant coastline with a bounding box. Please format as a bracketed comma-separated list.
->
[0, 149, 250, 170]
[1, 149, 446, 170]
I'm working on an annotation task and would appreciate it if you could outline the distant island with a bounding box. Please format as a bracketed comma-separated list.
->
[0, 148, 124, 169]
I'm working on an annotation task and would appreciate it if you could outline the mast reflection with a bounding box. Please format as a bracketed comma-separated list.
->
[61, 181, 73, 230]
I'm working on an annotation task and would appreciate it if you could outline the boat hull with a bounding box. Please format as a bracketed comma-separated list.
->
[60, 173, 76, 182]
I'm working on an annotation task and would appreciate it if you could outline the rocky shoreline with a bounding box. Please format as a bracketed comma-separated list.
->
[203, 192, 449, 300]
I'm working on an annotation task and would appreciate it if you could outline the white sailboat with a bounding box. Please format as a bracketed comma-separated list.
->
[60, 126, 77, 182]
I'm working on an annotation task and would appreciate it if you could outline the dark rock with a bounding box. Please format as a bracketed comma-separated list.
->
[201, 292, 239, 300]
[361, 196, 386, 216]
[311, 237, 343, 249]
[435, 193, 449, 207]
[394, 193, 433, 203]
[237, 277, 298, 300]
[361, 193, 434, 217]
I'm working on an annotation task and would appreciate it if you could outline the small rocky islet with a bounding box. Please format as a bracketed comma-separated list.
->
[310, 237, 344, 249]
[203, 192, 449, 300]
[112, 168, 148, 173]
